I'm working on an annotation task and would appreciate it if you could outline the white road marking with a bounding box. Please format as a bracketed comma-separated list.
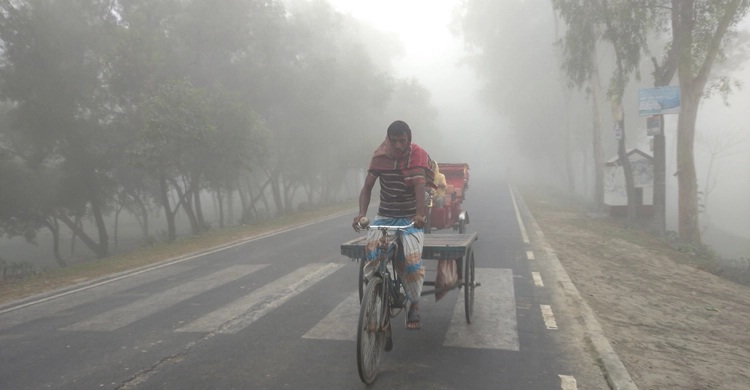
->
[302, 292, 359, 341]
[177, 263, 343, 334]
[444, 268, 519, 350]
[526, 250, 535, 260]
[532, 272, 544, 287]
[62, 265, 266, 331]
[559, 374, 578, 389]
[540, 304, 558, 330]
[509, 184, 530, 245]
[0, 266, 191, 332]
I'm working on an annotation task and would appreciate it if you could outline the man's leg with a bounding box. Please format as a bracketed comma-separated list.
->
[399, 228, 425, 329]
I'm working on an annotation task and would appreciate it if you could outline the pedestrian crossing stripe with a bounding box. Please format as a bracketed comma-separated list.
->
[8, 264, 520, 350]
[444, 268, 519, 350]
[63, 265, 267, 332]
[303, 268, 519, 351]
[0, 265, 192, 332]
[176, 263, 344, 334]
[302, 292, 359, 341]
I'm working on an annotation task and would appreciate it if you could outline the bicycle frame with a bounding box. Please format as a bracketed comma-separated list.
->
[367, 223, 414, 313]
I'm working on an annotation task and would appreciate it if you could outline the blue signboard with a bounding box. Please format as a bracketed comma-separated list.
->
[638, 86, 680, 116]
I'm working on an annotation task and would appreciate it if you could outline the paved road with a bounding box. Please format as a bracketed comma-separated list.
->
[0, 177, 610, 389]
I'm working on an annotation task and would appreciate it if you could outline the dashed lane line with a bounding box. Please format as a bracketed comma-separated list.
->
[540, 304, 558, 330]
[532, 271, 545, 287]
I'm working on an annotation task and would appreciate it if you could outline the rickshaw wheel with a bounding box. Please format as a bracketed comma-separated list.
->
[464, 248, 475, 323]
[357, 276, 386, 384]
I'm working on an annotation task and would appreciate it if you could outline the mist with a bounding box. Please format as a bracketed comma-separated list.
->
[329, 0, 749, 256]
[0, 0, 748, 273]
[327, 0, 514, 180]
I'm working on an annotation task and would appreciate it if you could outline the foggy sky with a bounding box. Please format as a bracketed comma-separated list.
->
[327, 0, 750, 242]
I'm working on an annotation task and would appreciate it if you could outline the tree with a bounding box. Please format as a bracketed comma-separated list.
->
[696, 128, 745, 233]
[457, 0, 587, 188]
[552, 1, 607, 205]
[136, 80, 214, 240]
[668, 0, 750, 244]
[0, 0, 121, 258]
[553, 0, 656, 222]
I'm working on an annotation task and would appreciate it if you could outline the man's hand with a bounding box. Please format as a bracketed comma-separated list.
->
[353, 215, 366, 232]
[413, 214, 426, 229]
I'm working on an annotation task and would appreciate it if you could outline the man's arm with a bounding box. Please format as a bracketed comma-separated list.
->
[413, 180, 426, 229]
[353, 173, 377, 231]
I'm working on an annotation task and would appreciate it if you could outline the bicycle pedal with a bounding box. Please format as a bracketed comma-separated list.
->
[392, 293, 407, 308]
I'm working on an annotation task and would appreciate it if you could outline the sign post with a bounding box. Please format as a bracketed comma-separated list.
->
[639, 86, 680, 235]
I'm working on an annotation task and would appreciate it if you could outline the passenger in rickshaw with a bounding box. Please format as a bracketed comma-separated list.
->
[352, 120, 435, 330]
[431, 161, 447, 209]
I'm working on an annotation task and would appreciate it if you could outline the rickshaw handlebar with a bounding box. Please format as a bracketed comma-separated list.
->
[357, 217, 415, 231]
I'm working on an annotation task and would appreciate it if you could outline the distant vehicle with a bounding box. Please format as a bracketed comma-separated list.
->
[425, 163, 470, 234]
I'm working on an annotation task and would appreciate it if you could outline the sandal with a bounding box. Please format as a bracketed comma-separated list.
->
[406, 305, 421, 330]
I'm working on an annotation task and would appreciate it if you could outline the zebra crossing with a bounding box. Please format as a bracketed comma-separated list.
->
[1, 264, 520, 351]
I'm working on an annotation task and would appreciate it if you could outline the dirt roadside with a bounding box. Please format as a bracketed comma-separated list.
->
[521, 188, 750, 390]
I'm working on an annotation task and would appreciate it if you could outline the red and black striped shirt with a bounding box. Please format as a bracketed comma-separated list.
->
[369, 168, 426, 218]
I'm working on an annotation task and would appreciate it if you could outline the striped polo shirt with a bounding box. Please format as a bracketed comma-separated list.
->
[370, 169, 423, 218]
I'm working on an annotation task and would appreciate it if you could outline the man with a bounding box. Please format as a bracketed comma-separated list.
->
[352, 120, 434, 331]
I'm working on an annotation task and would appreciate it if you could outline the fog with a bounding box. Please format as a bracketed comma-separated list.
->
[0, 0, 748, 271]
[329, 0, 750, 257]
[327, 0, 514, 179]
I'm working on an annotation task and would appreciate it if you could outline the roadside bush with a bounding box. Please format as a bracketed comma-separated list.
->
[665, 232, 750, 286]
[1, 257, 39, 281]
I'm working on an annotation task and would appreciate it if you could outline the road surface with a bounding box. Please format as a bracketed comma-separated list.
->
[0, 177, 611, 389]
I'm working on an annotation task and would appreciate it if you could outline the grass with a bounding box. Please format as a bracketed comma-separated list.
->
[0, 201, 357, 306]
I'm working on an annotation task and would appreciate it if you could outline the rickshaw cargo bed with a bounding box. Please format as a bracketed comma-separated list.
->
[341, 232, 478, 260]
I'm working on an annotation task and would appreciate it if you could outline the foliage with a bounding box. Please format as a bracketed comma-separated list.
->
[0, 257, 39, 281]
[0, 0, 439, 262]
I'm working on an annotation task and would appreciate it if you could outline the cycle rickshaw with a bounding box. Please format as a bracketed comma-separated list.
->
[425, 162, 470, 234]
[340, 218, 480, 384]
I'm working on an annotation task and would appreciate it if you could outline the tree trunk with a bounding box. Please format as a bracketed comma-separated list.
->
[159, 173, 177, 242]
[565, 99, 575, 194]
[70, 215, 82, 255]
[617, 131, 637, 223]
[45, 217, 67, 268]
[613, 94, 637, 223]
[57, 213, 106, 259]
[193, 184, 206, 231]
[113, 203, 123, 251]
[269, 169, 284, 216]
[590, 50, 605, 209]
[86, 179, 109, 258]
[676, 86, 702, 244]
[136, 193, 149, 239]
[217, 188, 225, 228]
[168, 176, 200, 234]
[670, 0, 741, 244]
[237, 178, 249, 222]
[227, 186, 234, 226]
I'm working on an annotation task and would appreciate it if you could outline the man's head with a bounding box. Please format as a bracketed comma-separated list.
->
[387, 120, 411, 153]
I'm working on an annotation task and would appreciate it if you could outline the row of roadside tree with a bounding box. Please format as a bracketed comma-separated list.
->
[0, 0, 441, 266]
